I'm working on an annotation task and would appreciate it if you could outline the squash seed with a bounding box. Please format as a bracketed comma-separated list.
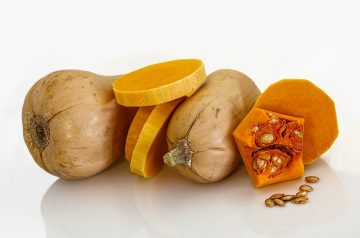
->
[251, 125, 260, 133]
[269, 116, 280, 124]
[281, 195, 295, 201]
[305, 176, 320, 183]
[265, 198, 275, 207]
[273, 198, 285, 206]
[263, 176, 319, 207]
[270, 193, 285, 199]
[299, 184, 313, 192]
[296, 191, 308, 197]
[294, 130, 304, 138]
[270, 166, 277, 174]
[271, 155, 282, 166]
[292, 196, 308, 204]
[256, 158, 267, 169]
[260, 133, 274, 144]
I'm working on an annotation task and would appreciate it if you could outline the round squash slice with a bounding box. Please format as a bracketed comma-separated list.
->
[113, 59, 206, 106]
[125, 107, 154, 161]
[128, 98, 184, 178]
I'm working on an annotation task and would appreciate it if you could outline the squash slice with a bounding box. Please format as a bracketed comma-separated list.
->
[129, 98, 183, 178]
[113, 59, 206, 106]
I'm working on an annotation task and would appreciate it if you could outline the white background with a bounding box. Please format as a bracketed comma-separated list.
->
[1, 0, 359, 237]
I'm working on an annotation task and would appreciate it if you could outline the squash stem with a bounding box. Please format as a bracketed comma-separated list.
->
[163, 138, 193, 167]
[163, 149, 178, 167]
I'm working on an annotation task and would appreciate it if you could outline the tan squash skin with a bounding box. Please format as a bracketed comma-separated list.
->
[164, 69, 261, 183]
[22, 70, 136, 179]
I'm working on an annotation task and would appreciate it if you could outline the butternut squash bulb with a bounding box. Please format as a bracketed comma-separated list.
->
[22, 70, 136, 179]
[164, 69, 261, 183]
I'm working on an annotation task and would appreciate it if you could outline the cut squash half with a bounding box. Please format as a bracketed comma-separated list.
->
[254, 79, 338, 164]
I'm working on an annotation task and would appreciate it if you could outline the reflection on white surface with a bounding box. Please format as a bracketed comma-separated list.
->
[132, 159, 346, 238]
[41, 160, 145, 238]
[41, 158, 346, 238]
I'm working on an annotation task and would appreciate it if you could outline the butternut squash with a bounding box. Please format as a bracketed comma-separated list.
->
[22, 70, 136, 179]
[164, 69, 260, 183]
[129, 99, 183, 178]
[233, 107, 305, 187]
[254, 79, 338, 164]
[113, 59, 206, 106]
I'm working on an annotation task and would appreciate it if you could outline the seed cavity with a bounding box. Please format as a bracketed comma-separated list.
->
[261, 153, 271, 161]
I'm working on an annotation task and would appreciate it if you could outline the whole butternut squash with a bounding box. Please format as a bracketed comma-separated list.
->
[164, 69, 260, 183]
[22, 70, 136, 179]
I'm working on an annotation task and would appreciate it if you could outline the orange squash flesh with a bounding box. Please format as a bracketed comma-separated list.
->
[129, 99, 183, 178]
[138, 122, 169, 178]
[113, 59, 206, 107]
[125, 107, 154, 161]
[233, 107, 305, 187]
[255, 79, 338, 164]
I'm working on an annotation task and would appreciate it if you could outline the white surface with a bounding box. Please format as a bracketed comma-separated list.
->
[1, 0, 359, 237]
